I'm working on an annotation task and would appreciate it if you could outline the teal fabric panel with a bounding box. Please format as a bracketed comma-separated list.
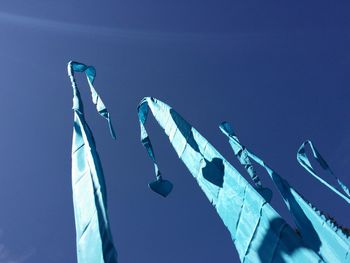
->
[68, 61, 118, 263]
[137, 97, 324, 263]
[220, 122, 350, 263]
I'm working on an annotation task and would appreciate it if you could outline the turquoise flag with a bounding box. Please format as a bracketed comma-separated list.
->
[68, 61, 118, 263]
[138, 97, 324, 263]
[220, 122, 350, 263]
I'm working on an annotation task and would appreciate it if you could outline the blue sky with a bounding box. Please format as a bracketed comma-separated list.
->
[0, 1, 349, 262]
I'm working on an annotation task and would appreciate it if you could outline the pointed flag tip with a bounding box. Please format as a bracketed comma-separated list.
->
[219, 121, 234, 136]
[149, 179, 173, 197]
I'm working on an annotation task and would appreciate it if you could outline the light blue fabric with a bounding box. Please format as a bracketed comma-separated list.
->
[297, 140, 350, 203]
[138, 97, 324, 263]
[219, 122, 272, 203]
[220, 122, 350, 263]
[68, 61, 118, 263]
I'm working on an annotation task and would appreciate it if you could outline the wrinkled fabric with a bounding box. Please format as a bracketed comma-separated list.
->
[68, 61, 118, 263]
[138, 97, 324, 263]
[219, 122, 272, 203]
[220, 122, 350, 263]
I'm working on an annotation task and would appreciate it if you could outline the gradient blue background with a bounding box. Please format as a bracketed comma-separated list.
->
[0, 1, 349, 262]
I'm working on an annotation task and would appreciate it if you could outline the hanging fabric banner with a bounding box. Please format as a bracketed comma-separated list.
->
[219, 122, 272, 202]
[138, 97, 324, 263]
[68, 61, 118, 263]
[220, 122, 350, 263]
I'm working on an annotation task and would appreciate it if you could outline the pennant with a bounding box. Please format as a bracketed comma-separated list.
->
[138, 97, 324, 263]
[68, 61, 118, 263]
[220, 122, 350, 263]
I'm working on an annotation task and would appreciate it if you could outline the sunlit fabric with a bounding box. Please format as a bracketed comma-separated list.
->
[137, 97, 325, 262]
[68, 61, 118, 263]
[219, 122, 272, 203]
[220, 122, 350, 263]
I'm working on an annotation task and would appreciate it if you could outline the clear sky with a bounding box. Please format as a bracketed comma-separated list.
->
[0, 1, 349, 262]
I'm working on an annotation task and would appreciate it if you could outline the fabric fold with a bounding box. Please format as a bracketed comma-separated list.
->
[220, 121, 350, 263]
[137, 97, 324, 263]
[69, 61, 118, 263]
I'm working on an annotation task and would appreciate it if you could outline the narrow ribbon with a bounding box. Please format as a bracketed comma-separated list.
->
[219, 122, 263, 187]
[68, 61, 118, 263]
[219, 122, 273, 202]
[137, 98, 173, 197]
[68, 61, 116, 139]
[297, 140, 350, 204]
